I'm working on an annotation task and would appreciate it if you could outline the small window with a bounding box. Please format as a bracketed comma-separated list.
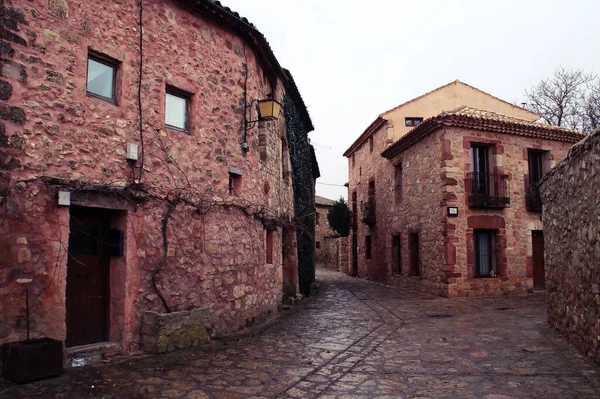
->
[228, 172, 242, 196]
[266, 230, 274, 264]
[165, 87, 190, 132]
[352, 153, 355, 168]
[365, 236, 372, 259]
[369, 136, 374, 153]
[87, 53, 117, 102]
[474, 229, 496, 277]
[528, 150, 544, 185]
[405, 117, 423, 127]
[394, 163, 403, 202]
[316, 213, 320, 225]
[316, 241, 321, 249]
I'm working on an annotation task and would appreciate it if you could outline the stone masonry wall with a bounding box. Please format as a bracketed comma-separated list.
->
[379, 130, 448, 295]
[348, 121, 573, 297]
[0, 0, 297, 351]
[348, 122, 447, 294]
[443, 127, 572, 296]
[540, 130, 600, 365]
[141, 308, 211, 354]
[338, 236, 349, 273]
[315, 204, 336, 266]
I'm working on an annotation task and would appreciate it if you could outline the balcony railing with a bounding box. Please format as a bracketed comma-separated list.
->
[526, 182, 542, 212]
[361, 201, 376, 225]
[466, 172, 510, 208]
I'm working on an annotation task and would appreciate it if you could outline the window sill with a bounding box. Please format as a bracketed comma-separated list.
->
[466, 276, 501, 281]
[166, 125, 190, 135]
[86, 92, 117, 105]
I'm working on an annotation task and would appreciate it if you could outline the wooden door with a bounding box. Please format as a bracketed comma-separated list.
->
[409, 233, 420, 277]
[392, 235, 401, 275]
[532, 231, 545, 290]
[66, 207, 111, 347]
[351, 233, 358, 276]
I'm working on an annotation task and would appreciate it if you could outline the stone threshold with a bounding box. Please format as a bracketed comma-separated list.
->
[64, 342, 122, 368]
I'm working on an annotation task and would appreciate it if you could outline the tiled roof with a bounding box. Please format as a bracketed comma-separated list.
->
[315, 195, 336, 207]
[381, 106, 585, 159]
[381, 80, 538, 119]
[344, 80, 541, 157]
[184, 1, 313, 131]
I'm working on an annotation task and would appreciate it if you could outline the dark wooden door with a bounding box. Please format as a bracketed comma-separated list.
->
[66, 207, 111, 347]
[532, 231, 545, 290]
[392, 235, 401, 275]
[409, 233, 420, 277]
[351, 233, 358, 276]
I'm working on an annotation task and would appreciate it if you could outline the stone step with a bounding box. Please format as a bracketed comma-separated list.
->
[64, 342, 122, 368]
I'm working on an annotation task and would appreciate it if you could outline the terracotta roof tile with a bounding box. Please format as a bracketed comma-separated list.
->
[382, 106, 584, 159]
[344, 80, 540, 157]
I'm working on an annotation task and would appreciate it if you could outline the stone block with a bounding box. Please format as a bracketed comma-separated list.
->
[141, 309, 211, 354]
[47, 0, 68, 19]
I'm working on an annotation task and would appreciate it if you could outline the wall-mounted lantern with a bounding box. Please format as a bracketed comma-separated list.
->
[447, 206, 459, 217]
[256, 98, 281, 121]
[242, 95, 282, 152]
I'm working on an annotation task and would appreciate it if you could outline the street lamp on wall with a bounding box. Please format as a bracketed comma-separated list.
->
[242, 95, 282, 152]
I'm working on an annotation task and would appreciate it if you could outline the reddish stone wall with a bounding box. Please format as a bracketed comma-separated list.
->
[444, 127, 571, 296]
[540, 130, 600, 365]
[315, 204, 336, 266]
[377, 129, 448, 295]
[347, 120, 573, 297]
[337, 236, 349, 273]
[0, 0, 297, 351]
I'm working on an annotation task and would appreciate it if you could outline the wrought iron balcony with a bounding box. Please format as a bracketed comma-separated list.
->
[361, 201, 376, 225]
[466, 172, 510, 208]
[526, 182, 542, 212]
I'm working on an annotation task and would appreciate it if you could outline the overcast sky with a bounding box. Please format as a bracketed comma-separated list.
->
[223, 0, 600, 201]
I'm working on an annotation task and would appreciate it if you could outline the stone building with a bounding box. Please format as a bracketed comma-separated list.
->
[314, 195, 336, 267]
[344, 81, 583, 296]
[540, 127, 600, 365]
[0, 0, 316, 354]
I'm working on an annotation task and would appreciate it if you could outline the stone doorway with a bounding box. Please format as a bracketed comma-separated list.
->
[66, 206, 113, 347]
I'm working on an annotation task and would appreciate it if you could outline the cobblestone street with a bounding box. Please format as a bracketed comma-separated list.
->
[2, 268, 599, 399]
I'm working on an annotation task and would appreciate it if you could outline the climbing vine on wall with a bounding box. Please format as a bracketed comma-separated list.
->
[284, 94, 316, 296]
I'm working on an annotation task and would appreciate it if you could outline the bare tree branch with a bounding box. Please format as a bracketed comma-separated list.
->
[524, 67, 597, 133]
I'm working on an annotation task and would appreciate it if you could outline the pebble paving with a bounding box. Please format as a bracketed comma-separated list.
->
[1, 268, 599, 398]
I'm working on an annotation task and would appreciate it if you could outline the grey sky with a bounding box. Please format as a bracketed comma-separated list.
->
[223, 0, 600, 201]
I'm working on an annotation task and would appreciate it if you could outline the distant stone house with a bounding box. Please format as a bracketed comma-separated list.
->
[540, 128, 600, 365]
[344, 81, 583, 296]
[0, 0, 316, 354]
[314, 195, 336, 267]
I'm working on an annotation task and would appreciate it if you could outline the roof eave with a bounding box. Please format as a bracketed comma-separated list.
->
[381, 115, 584, 159]
[185, 1, 313, 132]
[343, 117, 387, 157]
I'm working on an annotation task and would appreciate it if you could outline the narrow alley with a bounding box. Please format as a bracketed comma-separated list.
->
[2, 268, 598, 399]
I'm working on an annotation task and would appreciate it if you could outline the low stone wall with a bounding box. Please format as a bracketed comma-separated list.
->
[540, 129, 600, 365]
[141, 309, 211, 354]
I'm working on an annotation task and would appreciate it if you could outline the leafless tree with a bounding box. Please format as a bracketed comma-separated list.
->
[523, 67, 598, 132]
[583, 80, 600, 132]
